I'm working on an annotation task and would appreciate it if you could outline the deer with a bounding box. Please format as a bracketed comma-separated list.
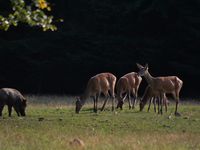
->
[116, 72, 142, 110]
[75, 73, 116, 114]
[140, 85, 169, 113]
[136, 63, 183, 116]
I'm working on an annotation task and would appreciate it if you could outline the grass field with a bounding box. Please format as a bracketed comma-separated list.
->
[0, 95, 199, 150]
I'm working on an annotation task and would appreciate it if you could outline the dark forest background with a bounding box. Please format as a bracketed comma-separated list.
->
[0, 0, 200, 97]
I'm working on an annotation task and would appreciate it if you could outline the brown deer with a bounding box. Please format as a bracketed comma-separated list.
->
[136, 63, 183, 116]
[116, 72, 142, 110]
[140, 85, 168, 113]
[75, 73, 116, 113]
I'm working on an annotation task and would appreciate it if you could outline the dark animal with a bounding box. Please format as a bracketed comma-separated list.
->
[0, 88, 27, 117]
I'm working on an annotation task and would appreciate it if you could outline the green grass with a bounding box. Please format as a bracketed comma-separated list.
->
[0, 96, 199, 150]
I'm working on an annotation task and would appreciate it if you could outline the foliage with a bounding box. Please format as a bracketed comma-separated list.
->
[0, 0, 59, 31]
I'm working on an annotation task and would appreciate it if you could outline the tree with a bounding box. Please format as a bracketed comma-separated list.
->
[0, 0, 62, 31]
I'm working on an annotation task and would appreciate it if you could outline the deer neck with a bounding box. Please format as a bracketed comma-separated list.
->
[144, 71, 155, 86]
[80, 89, 90, 105]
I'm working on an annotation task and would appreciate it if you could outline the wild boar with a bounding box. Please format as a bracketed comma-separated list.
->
[0, 88, 27, 117]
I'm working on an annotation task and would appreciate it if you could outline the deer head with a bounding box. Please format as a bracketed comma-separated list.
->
[136, 63, 148, 76]
[75, 97, 83, 114]
[116, 94, 127, 110]
[139, 100, 145, 111]
[116, 100, 124, 110]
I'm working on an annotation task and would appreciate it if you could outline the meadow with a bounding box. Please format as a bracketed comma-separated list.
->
[0, 95, 199, 150]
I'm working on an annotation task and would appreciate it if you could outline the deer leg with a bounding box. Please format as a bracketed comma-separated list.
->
[132, 97, 137, 109]
[111, 95, 115, 112]
[93, 96, 97, 113]
[131, 94, 137, 109]
[132, 97, 136, 109]
[116, 92, 122, 109]
[175, 101, 180, 116]
[96, 94, 100, 112]
[153, 97, 156, 113]
[127, 93, 132, 109]
[147, 97, 152, 112]
[160, 93, 164, 115]
[157, 96, 160, 114]
[101, 94, 109, 111]
[172, 92, 180, 116]
[174, 92, 181, 116]
[131, 89, 137, 109]
[110, 85, 115, 111]
[164, 95, 167, 112]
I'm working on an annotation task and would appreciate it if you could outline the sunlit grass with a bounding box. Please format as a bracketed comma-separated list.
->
[0, 96, 199, 150]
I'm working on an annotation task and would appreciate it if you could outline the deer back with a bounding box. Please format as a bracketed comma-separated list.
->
[152, 76, 183, 93]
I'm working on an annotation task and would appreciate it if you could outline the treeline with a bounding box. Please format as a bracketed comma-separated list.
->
[0, 0, 200, 97]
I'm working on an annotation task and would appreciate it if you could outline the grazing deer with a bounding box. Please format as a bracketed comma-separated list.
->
[116, 72, 142, 110]
[75, 73, 116, 113]
[140, 85, 168, 113]
[136, 63, 183, 116]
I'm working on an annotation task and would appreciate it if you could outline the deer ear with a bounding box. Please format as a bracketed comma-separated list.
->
[75, 96, 80, 101]
[145, 63, 149, 69]
[136, 63, 144, 69]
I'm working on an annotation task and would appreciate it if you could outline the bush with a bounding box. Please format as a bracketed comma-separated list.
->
[0, 0, 61, 31]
